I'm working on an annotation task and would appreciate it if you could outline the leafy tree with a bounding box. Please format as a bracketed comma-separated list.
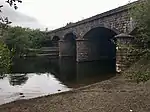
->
[2, 26, 50, 56]
[0, 40, 11, 75]
[130, 0, 150, 48]
[25, 29, 48, 49]
[2, 26, 31, 56]
[0, 0, 22, 26]
[0, 0, 22, 75]
[126, 0, 150, 82]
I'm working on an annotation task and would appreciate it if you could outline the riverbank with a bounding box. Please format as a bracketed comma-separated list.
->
[0, 75, 150, 112]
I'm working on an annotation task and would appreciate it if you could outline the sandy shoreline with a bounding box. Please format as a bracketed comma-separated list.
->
[0, 76, 150, 112]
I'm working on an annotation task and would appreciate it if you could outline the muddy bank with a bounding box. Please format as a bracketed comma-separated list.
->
[0, 76, 150, 112]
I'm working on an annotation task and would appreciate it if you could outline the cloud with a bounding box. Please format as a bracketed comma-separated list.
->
[0, 0, 137, 31]
[0, 1, 46, 30]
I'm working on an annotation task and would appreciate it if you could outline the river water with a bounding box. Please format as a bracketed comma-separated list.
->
[0, 56, 116, 105]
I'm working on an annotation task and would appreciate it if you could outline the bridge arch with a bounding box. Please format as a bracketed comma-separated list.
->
[76, 27, 118, 64]
[83, 27, 117, 60]
[52, 36, 60, 47]
[59, 32, 77, 57]
[63, 32, 77, 40]
[83, 27, 117, 38]
[81, 25, 120, 38]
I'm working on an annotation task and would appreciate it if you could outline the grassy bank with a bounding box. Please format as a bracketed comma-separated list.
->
[123, 52, 150, 83]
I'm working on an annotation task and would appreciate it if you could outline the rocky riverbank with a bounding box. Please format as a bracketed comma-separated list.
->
[0, 75, 150, 112]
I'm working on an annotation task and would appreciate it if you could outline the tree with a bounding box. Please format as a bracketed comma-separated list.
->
[126, 0, 150, 82]
[130, 0, 150, 48]
[2, 26, 31, 56]
[0, 40, 11, 75]
[0, 0, 22, 26]
[0, 0, 22, 75]
[2, 26, 50, 56]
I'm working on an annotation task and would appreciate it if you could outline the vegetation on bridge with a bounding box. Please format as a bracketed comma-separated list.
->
[126, 0, 150, 82]
[130, 0, 150, 48]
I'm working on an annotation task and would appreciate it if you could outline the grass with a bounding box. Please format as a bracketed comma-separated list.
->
[123, 52, 150, 83]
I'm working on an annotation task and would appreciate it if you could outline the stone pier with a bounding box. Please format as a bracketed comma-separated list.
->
[115, 34, 136, 72]
[76, 39, 90, 62]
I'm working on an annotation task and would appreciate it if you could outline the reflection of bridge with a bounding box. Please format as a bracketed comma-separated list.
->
[47, 1, 138, 72]
[11, 57, 116, 88]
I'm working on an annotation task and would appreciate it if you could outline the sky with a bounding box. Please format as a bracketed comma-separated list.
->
[0, 0, 137, 31]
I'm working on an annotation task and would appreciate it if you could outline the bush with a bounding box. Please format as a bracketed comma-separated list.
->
[130, 0, 150, 47]
[124, 52, 150, 83]
[2, 26, 49, 56]
[0, 40, 11, 76]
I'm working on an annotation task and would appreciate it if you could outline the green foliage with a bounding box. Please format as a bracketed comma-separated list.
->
[123, 0, 150, 82]
[26, 29, 48, 49]
[0, 40, 11, 75]
[134, 71, 150, 83]
[2, 26, 31, 55]
[124, 52, 150, 83]
[6, 0, 22, 9]
[2, 26, 50, 56]
[0, 0, 22, 28]
[0, 0, 22, 75]
[130, 0, 150, 45]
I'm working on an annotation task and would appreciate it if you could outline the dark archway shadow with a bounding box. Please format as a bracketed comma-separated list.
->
[55, 57, 116, 88]
[83, 27, 117, 60]
[82, 27, 117, 71]
[62, 33, 77, 57]
[52, 36, 60, 47]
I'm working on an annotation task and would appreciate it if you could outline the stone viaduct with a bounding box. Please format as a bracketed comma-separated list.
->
[47, 1, 138, 72]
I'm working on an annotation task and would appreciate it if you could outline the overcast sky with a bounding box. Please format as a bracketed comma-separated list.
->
[0, 0, 137, 31]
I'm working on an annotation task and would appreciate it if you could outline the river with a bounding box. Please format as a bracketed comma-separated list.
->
[0, 56, 116, 105]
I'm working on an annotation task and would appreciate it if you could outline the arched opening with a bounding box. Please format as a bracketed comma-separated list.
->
[62, 33, 76, 57]
[52, 36, 60, 47]
[64, 33, 76, 41]
[83, 27, 117, 63]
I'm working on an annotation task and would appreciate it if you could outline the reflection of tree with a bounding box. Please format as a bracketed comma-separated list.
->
[9, 74, 28, 86]
[0, 74, 6, 79]
[12, 57, 59, 73]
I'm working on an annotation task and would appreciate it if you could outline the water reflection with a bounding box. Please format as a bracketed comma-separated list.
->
[8, 74, 28, 86]
[57, 57, 116, 88]
[0, 73, 69, 105]
[11, 56, 116, 87]
[11, 57, 115, 88]
[0, 56, 116, 105]
[11, 57, 55, 73]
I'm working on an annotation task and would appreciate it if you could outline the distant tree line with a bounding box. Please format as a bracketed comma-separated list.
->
[1, 26, 52, 56]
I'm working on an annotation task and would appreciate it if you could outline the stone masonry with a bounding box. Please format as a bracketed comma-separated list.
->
[47, 1, 139, 72]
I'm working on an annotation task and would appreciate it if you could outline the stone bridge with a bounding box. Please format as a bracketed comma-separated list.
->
[47, 1, 138, 72]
